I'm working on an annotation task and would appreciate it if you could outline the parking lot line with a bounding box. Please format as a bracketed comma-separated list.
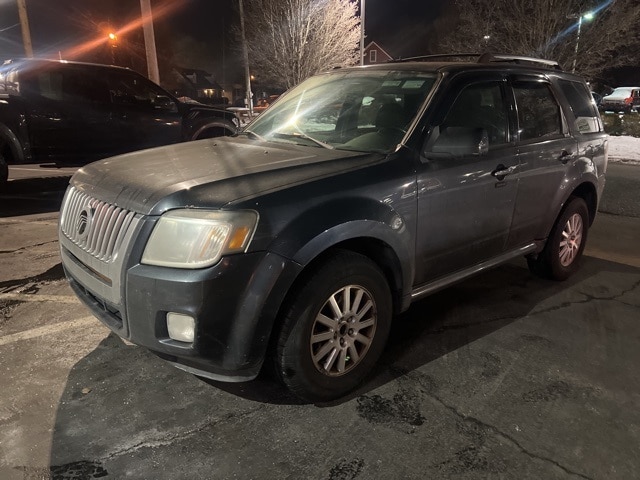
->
[0, 316, 96, 346]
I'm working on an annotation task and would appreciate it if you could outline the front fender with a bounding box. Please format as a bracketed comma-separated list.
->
[267, 197, 415, 309]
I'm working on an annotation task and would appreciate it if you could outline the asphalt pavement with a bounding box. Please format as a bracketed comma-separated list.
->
[0, 162, 639, 480]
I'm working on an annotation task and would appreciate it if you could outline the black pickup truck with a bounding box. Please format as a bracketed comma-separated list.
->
[0, 58, 238, 187]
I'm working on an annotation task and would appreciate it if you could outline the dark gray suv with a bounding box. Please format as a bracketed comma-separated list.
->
[59, 54, 607, 402]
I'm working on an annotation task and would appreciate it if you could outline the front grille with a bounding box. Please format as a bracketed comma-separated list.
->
[61, 186, 136, 263]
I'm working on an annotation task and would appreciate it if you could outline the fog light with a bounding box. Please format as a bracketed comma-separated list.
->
[167, 313, 195, 343]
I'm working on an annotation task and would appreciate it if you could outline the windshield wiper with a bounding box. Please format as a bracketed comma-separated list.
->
[273, 131, 334, 150]
[240, 129, 266, 141]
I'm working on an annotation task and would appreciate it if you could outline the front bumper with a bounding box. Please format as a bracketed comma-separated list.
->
[62, 239, 302, 381]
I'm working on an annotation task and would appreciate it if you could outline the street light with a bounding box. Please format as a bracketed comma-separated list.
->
[568, 11, 594, 74]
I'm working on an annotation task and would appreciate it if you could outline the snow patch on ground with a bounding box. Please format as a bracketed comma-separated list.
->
[608, 135, 640, 166]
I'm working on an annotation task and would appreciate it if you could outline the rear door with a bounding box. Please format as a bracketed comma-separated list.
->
[22, 65, 114, 163]
[506, 75, 577, 248]
[415, 74, 520, 283]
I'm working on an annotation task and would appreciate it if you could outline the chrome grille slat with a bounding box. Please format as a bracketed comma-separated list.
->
[114, 212, 135, 253]
[61, 186, 136, 263]
[104, 209, 128, 260]
[98, 206, 118, 260]
[88, 202, 108, 254]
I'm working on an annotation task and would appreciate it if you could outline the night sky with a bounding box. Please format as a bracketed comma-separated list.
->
[0, 0, 445, 74]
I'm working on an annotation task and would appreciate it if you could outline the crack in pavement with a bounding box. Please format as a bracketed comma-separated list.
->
[532, 277, 640, 316]
[404, 372, 594, 480]
[424, 314, 521, 335]
[100, 405, 266, 461]
[0, 239, 58, 255]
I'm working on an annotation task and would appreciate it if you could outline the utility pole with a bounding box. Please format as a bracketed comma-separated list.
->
[140, 0, 160, 84]
[238, 0, 253, 115]
[360, 0, 365, 65]
[17, 0, 33, 57]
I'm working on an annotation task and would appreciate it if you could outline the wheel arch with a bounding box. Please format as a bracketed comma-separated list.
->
[295, 237, 407, 315]
[190, 119, 237, 140]
[569, 181, 598, 227]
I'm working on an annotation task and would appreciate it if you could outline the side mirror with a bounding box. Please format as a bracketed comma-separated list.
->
[154, 95, 176, 111]
[425, 127, 489, 159]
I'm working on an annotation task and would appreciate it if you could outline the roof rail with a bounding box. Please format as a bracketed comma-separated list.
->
[482, 54, 563, 70]
[393, 53, 480, 63]
[391, 52, 563, 71]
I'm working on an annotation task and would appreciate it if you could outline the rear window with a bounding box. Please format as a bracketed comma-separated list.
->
[558, 79, 602, 133]
[513, 81, 563, 142]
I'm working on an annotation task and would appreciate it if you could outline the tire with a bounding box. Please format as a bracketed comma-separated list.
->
[274, 250, 392, 402]
[527, 196, 589, 281]
[0, 152, 8, 191]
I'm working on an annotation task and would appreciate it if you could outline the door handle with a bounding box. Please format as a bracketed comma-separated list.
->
[492, 164, 516, 180]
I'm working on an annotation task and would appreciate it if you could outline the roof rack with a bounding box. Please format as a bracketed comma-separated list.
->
[392, 53, 563, 71]
[484, 54, 562, 70]
[393, 53, 480, 63]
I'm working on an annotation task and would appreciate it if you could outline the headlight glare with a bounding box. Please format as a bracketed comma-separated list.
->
[142, 210, 258, 268]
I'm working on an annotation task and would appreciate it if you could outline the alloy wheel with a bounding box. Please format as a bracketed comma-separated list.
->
[309, 285, 377, 377]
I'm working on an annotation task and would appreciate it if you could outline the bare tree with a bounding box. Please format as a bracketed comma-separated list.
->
[243, 0, 360, 89]
[436, 0, 640, 80]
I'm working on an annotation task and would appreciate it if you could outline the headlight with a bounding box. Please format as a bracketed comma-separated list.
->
[141, 209, 258, 269]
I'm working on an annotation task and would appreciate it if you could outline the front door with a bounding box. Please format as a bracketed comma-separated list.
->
[106, 70, 182, 154]
[415, 77, 519, 284]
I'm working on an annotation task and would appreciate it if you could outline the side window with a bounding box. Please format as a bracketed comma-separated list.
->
[21, 69, 109, 104]
[370, 50, 377, 63]
[108, 72, 177, 112]
[513, 81, 562, 141]
[34, 72, 63, 101]
[558, 79, 602, 133]
[62, 69, 110, 103]
[441, 81, 509, 146]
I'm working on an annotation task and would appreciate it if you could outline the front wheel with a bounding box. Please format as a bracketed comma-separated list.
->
[273, 251, 392, 402]
[528, 196, 589, 280]
[0, 152, 8, 191]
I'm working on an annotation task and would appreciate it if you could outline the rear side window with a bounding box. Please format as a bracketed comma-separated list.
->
[513, 81, 562, 141]
[21, 68, 109, 103]
[558, 79, 602, 133]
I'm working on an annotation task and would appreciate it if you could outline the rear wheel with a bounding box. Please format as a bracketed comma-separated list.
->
[274, 251, 392, 402]
[528, 196, 589, 280]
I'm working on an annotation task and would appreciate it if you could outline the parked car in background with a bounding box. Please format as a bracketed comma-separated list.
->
[600, 86, 640, 113]
[0, 59, 238, 187]
[59, 54, 607, 402]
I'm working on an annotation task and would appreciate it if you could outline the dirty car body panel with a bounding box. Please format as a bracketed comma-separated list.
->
[59, 58, 607, 396]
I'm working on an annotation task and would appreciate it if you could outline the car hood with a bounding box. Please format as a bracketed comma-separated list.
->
[70, 137, 378, 215]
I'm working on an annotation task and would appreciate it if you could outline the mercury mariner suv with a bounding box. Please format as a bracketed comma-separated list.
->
[59, 54, 607, 402]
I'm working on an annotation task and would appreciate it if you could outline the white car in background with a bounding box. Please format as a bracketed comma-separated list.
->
[600, 87, 640, 113]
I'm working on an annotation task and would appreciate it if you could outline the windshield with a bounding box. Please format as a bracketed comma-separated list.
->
[247, 70, 437, 153]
